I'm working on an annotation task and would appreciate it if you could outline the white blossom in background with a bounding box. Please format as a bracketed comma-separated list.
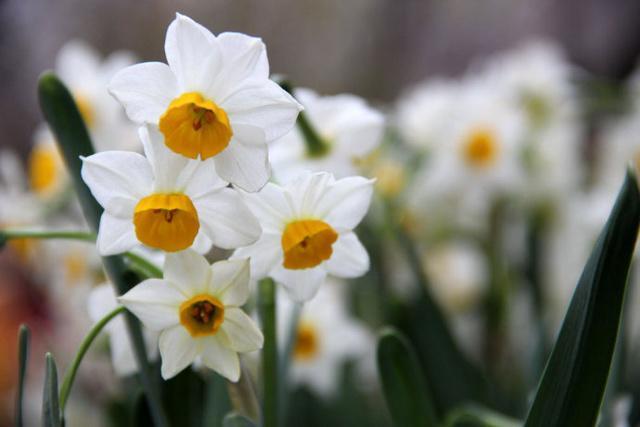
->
[81, 125, 260, 256]
[27, 126, 69, 199]
[270, 88, 384, 182]
[479, 40, 584, 203]
[232, 171, 373, 302]
[0, 149, 41, 228]
[109, 13, 302, 191]
[119, 250, 263, 380]
[55, 39, 139, 151]
[279, 280, 373, 396]
[88, 284, 159, 376]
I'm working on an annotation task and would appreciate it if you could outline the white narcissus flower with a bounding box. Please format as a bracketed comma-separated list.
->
[87, 284, 158, 377]
[118, 250, 263, 380]
[81, 125, 261, 255]
[279, 281, 373, 396]
[232, 172, 373, 302]
[27, 126, 69, 198]
[109, 13, 302, 191]
[269, 88, 384, 182]
[55, 39, 138, 152]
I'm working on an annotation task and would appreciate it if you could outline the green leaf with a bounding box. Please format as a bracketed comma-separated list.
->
[223, 413, 256, 427]
[444, 405, 521, 427]
[203, 373, 231, 427]
[42, 353, 60, 427]
[377, 328, 439, 427]
[38, 72, 168, 427]
[258, 278, 278, 427]
[524, 169, 640, 426]
[15, 325, 30, 427]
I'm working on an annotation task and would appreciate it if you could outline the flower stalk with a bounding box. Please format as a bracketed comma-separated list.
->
[259, 278, 278, 427]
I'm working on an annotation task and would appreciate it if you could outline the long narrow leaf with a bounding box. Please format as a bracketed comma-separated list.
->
[524, 169, 640, 426]
[223, 413, 256, 427]
[38, 72, 168, 427]
[42, 353, 60, 427]
[377, 328, 439, 427]
[15, 325, 30, 427]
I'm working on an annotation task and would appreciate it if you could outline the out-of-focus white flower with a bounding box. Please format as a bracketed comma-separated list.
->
[55, 39, 138, 151]
[109, 13, 302, 191]
[395, 79, 459, 151]
[81, 126, 260, 255]
[423, 240, 488, 314]
[0, 150, 41, 227]
[279, 280, 373, 396]
[27, 126, 69, 199]
[118, 250, 263, 380]
[88, 284, 158, 377]
[232, 172, 373, 302]
[270, 88, 384, 182]
[480, 40, 584, 202]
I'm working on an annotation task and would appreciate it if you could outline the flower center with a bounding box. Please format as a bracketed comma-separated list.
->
[179, 294, 225, 337]
[293, 323, 319, 361]
[281, 219, 338, 270]
[28, 143, 62, 195]
[133, 193, 199, 252]
[74, 93, 96, 128]
[462, 127, 498, 168]
[159, 92, 233, 160]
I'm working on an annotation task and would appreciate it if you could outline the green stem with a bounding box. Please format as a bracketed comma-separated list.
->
[278, 302, 302, 420]
[259, 278, 277, 427]
[122, 252, 163, 279]
[59, 305, 125, 413]
[0, 229, 95, 245]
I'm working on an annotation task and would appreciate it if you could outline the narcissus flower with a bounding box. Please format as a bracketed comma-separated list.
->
[270, 88, 384, 183]
[28, 127, 68, 198]
[109, 13, 302, 191]
[81, 125, 261, 255]
[232, 172, 373, 301]
[118, 250, 263, 380]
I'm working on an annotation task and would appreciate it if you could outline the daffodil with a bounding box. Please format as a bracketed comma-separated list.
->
[278, 280, 373, 396]
[28, 126, 68, 198]
[109, 13, 302, 191]
[118, 250, 263, 380]
[81, 125, 261, 255]
[270, 88, 384, 183]
[232, 172, 373, 301]
[88, 283, 158, 376]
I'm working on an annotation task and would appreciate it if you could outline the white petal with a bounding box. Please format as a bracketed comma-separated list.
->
[208, 258, 250, 306]
[164, 250, 211, 297]
[333, 108, 384, 158]
[97, 213, 137, 256]
[316, 176, 375, 231]
[87, 283, 118, 322]
[325, 232, 369, 278]
[118, 278, 182, 330]
[271, 266, 327, 302]
[109, 62, 178, 123]
[201, 336, 240, 381]
[159, 325, 199, 379]
[194, 187, 261, 249]
[206, 32, 268, 98]
[214, 127, 270, 192]
[109, 319, 138, 377]
[139, 125, 191, 191]
[223, 79, 302, 142]
[242, 183, 292, 234]
[165, 13, 221, 91]
[56, 40, 100, 90]
[181, 158, 227, 198]
[192, 232, 213, 255]
[231, 232, 282, 279]
[219, 308, 263, 352]
[80, 151, 153, 213]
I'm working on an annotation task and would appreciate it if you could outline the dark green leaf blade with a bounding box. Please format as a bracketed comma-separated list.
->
[15, 324, 30, 427]
[42, 353, 60, 427]
[38, 72, 168, 427]
[445, 404, 521, 427]
[377, 327, 439, 427]
[223, 413, 256, 427]
[524, 169, 640, 426]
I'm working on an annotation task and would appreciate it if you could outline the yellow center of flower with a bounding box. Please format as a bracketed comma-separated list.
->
[281, 219, 338, 270]
[293, 323, 319, 361]
[159, 92, 233, 160]
[133, 193, 199, 252]
[28, 144, 62, 195]
[74, 93, 96, 128]
[179, 294, 225, 337]
[64, 253, 88, 284]
[462, 127, 498, 168]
